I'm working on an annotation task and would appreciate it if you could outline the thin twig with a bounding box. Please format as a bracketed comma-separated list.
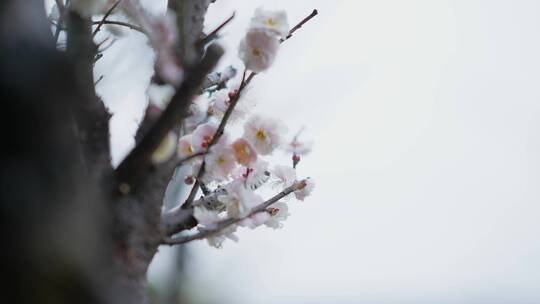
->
[280, 9, 318, 42]
[163, 180, 305, 245]
[198, 12, 236, 46]
[92, 20, 145, 34]
[93, 0, 122, 37]
[94, 75, 104, 86]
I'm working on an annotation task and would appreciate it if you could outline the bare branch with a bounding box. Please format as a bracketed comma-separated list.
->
[114, 44, 224, 193]
[197, 12, 235, 47]
[162, 180, 305, 245]
[280, 9, 318, 42]
[92, 20, 144, 34]
[93, 0, 122, 37]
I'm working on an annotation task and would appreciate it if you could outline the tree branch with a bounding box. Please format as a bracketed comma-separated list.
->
[66, 11, 112, 176]
[93, 20, 144, 34]
[280, 9, 318, 42]
[162, 180, 305, 245]
[93, 0, 122, 37]
[114, 44, 224, 193]
[197, 12, 235, 48]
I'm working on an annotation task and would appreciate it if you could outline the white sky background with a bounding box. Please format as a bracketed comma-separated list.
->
[89, 0, 540, 303]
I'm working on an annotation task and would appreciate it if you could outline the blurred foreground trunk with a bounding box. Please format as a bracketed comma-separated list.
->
[0, 1, 187, 303]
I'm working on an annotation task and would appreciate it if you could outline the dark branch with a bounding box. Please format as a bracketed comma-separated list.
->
[92, 20, 145, 34]
[114, 44, 224, 193]
[197, 12, 235, 47]
[280, 9, 318, 42]
[163, 181, 305, 245]
[66, 11, 112, 176]
[93, 0, 122, 37]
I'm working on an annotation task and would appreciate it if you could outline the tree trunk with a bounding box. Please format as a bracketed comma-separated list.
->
[2, 1, 162, 303]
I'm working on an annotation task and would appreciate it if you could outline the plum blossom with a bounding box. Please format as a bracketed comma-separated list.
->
[192, 122, 218, 151]
[294, 178, 315, 201]
[233, 159, 270, 190]
[205, 225, 238, 249]
[193, 206, 220, 228]
[151, 131, 177, 164]
[265, 202, 289, 229]
[285, 138, 313, 156]
[207, 84, 255, 124]
[177, 134, 195, 159]
[243, 114, 287, 155]
[238, 29, 280, 73]
[205, 144, 237, 181]
[250, 7, 290, 39]
[271, 165, 297, 188]
[219, 181, 263, 217]
[239, 212, 271, 229]
[231, 138, 257, 166]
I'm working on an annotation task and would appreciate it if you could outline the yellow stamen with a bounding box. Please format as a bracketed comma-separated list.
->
[265, 18, 275, 27]
[256, 129, 266, 140]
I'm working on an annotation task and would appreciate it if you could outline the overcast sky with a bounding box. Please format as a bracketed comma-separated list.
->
[90, 0, 540, 303]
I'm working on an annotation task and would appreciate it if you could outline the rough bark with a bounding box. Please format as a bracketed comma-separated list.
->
[0, 0, 218, 303]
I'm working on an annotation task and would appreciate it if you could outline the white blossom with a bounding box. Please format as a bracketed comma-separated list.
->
[177, 134, 195, 159]
[265, 202, 289, 229]
[243, 114, 287, 155]
[238, 29, 280, 73]
[285, 138, 314, 156]
[193, 206, 220, 228]
[219, 180, 263, 218]
[192, 122, 218, 151]
[239, 212, 271, 229]
[205, 144, 236, 182]
[271, 165, 297, 188]
[231, 138, 257, 166]
[245, 159, 270, 190]
[295, 178, 315, 201]
[205, 225, 238, 249]
[233, 159, 270, 190]
[250, 7, 290, 39]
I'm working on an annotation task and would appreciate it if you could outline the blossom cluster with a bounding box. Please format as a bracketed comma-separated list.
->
[170, 8, 314, 248]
